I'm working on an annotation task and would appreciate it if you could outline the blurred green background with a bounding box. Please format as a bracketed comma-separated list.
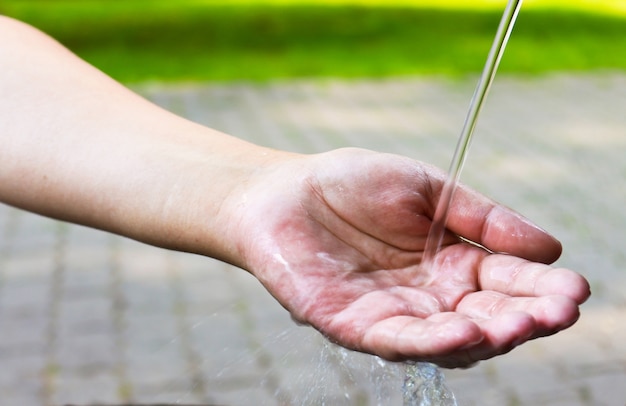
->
[2, 0, 625, 83]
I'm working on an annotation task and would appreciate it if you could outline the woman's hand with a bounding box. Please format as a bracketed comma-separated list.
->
[231, 148, 590, 368]
[1, 17, 589, 369]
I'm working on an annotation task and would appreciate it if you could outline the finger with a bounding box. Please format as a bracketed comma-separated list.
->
[454, 312, 535, 366]
[442, 184, 562, 264]
[360, 315, 483, 362]
[424, 311, 536, 368]
[456, 291, 581, 337]
[478, 254, 591, 304]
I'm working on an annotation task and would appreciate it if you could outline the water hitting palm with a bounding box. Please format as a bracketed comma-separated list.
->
[409, 1, 524, 404]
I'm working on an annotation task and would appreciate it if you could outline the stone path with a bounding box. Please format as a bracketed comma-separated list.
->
[1, 73, 625, 406]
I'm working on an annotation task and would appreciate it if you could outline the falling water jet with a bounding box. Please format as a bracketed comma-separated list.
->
[407, 1, 524, 405]
[403, 363, 456, 406]
[422, 0, 524, 267]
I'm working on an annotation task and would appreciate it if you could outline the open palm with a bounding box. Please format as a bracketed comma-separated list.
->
[234, 148, 589, 368]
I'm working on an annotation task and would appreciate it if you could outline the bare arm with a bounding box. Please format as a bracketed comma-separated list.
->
[0, 16, 293, 265]
[0, 17, 589, 368]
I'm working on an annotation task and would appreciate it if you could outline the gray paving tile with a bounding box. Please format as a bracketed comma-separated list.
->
[2, 74, 626, 405]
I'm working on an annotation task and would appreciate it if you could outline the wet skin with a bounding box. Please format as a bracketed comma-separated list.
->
[1, 17, 590, 370]
[233, 148, 590, 368]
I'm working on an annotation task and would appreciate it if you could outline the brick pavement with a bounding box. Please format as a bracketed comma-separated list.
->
[1, 73, 625, 405]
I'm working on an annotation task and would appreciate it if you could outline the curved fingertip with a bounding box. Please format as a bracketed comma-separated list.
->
[537, 236, 562, 265]
[484, 206, 563, 264]
[532, 295, 581, 337]
[461, 312, 536, 363]
[562, 271, 591, 305]
[538, 269, 591, 305]
[481, 311, 536, 347]
[436, 318, 484, 351]
[573, 274, 592, 305]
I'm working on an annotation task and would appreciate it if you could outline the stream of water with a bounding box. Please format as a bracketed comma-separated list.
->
[422, 0, 524, 266]
[407, 1, 524, 404]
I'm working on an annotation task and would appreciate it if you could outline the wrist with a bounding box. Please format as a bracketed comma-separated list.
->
[139, 125, 298, 268]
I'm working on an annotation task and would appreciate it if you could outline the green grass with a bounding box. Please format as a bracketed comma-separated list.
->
[2, 0, 626, 83]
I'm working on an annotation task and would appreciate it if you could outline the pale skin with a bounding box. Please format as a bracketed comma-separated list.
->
[0, 17, 590, 368]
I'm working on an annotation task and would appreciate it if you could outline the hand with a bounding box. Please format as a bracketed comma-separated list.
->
[0, 17, 590, 368]
[231, 148, 590, 368]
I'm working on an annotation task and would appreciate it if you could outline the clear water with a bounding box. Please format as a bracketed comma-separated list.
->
[145, 2, 525, 404]
[422, 0, 524, 266]
[403, 363, 457, 406]
[409, 1, 524, 405]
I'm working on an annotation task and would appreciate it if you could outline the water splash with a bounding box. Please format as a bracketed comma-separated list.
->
[410, 2, 524, 404]
[402, 363, 457, 406]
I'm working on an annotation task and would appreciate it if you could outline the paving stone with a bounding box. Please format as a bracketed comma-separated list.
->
[583, 372, 626, 406]
[2, 74, 626, 405]
[56, 332, 117, 371]
[52, 372, 120, 406]
[0, 394, 44, 406]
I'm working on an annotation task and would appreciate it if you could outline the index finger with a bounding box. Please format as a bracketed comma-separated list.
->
[478, 254, 591, 304]
[443, 184, 562, 264]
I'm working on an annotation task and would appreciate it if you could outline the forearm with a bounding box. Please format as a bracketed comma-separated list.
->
[0, 16, 288, 266]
